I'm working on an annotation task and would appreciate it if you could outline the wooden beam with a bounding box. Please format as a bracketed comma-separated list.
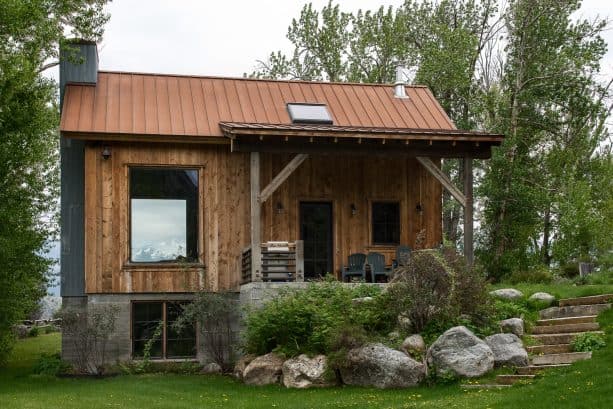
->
[464, 157, 474, 266]
[416, 156, 466, 207]
[259, 154, 309, 203]
[250, 152, 262, 282]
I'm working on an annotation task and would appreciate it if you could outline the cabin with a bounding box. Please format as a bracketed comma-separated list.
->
[59, 41, 503, 363]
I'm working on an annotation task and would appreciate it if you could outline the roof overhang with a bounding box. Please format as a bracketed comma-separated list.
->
[220, 122, 504, 159]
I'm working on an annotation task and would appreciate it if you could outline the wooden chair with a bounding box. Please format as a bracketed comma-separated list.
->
[367, 252, 389, 283]
[341, 253, 367, 282]
[393, 245, 412, 269]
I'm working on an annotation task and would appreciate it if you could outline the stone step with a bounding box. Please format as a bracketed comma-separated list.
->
[461, 384, 512, 390]
[496, 374, 535, 385]
[536, 315, 597, 326]
[530, 331, 603, 345]
[559, 294, 613, 307]
[531, 352, 591, 365]
[526, 344, 572, 354]
[539, 303, 611, 319]
[531, 322, 600, 334]
[516, 364, 571, 375]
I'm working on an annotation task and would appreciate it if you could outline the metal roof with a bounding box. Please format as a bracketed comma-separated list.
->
[60, 71, 460, 139]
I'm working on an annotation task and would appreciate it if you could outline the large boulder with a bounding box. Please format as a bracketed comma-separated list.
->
[499, 318, 524, 337]
[401, 334, 426, 357]
[233, 354, 256, 380]
[427, 326, 494, 378]
[242, 353, 284, 386]
[282, 354, 329, 388]
[529, 292, 555, 306]
[485, 333, 528, 367]
[340, 343, 425, 389]
[490, 288, 524, 300]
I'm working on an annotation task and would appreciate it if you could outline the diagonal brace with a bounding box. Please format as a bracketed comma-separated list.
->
[259, 154, 309, 203]
[416, 156, 466, 207]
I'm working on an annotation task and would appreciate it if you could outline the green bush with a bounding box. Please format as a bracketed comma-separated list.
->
[561, 262, 580, 279]
[243, 281, 394, 357]
[571, 332, 606, 352]
[508, 267, 553, 284]
[32, 353, 71, 376]
[28, 326, 40, 337]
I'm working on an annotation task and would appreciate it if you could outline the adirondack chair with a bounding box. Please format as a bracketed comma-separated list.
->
[367, 252, 389, 283]
[341, 253, 367, 282]
[393, 245, 412, 269]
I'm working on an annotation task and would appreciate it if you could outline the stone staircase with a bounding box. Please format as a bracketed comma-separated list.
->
[494, 293, 611, 387]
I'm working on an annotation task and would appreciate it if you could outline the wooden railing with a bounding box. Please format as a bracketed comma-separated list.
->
[241, 241, 304, 284]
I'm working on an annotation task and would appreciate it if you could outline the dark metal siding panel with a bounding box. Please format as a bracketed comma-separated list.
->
[60, 43, 98, 107]
[60, 137, 85, 297]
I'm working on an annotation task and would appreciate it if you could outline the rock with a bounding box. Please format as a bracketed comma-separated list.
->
[243, 353, 284, 386]
[499, 318, 524, 337]
[233, 354, 257, 380]
[427, 326, 494, 378]
[340, 343, 425, 388]
[490, 288, 524, 300]
[529, 292, 555, 306]
[387, 330, 401, 340]
[201, 362, 222, 374]
[397, 313, 413, 332]
[401, 334, 426, 357]
[485, 334, 528, 367]
[352, 296, 374, 304]
[282, 354, 329, 388]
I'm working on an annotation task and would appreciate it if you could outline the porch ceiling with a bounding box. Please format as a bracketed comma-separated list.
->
[220, 122, 504, 159]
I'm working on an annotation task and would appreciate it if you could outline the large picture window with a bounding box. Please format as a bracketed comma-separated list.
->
[130, 168, 199, 263]
[132, 302, 196, 359]
[372, 202, 400, 245]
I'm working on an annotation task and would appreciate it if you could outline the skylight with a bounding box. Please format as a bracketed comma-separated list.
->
[287, 103, 333, 125]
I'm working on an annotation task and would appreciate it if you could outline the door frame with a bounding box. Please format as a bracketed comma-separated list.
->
[298, 200, 334, 278]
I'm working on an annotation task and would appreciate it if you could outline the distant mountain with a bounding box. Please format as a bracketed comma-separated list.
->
[132, 239, 186, 262]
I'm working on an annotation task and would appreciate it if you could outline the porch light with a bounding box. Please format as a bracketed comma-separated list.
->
[416, 203, 423, 213]
[350, 203, 357, 216]
[101, 146, 111, 160]
[276, 202, 284, 214]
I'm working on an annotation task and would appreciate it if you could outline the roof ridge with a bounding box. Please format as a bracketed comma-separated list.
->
[96, 70, 430, 88]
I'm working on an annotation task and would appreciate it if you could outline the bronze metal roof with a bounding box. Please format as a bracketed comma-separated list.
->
[60, 71, 460, 139]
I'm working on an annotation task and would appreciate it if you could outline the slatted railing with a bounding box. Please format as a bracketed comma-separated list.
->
[241, 241, 304, 284]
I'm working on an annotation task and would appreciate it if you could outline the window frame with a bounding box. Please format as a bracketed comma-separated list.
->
[130, 300, 198, 360]
[370, 200, 401, 246]
[127, 166, 202, 265]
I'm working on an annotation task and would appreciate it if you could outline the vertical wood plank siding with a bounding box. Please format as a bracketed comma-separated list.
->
[84, 143, 441, 293]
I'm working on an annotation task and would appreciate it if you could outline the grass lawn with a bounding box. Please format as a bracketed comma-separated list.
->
[1, 303, 611, 408]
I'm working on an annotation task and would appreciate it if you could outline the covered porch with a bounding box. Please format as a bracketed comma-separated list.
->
[222, 122, 503, 284]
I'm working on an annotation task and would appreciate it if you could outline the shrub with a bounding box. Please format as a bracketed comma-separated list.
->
[56, 304, 120, 375]
[174, 292, 239, 372]
[32, 353, 71, 376]
[28, 326, 40, 337]
[560, 262, 580, 279]
[244, 281, 394, 357]
[388, 251, 453, 333]
[571, 332, 606, 352]
[508, 267, 553, 284]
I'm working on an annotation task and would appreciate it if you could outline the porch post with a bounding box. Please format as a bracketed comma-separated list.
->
[250, 152, 262, 281]
[463, 156, 474, 266]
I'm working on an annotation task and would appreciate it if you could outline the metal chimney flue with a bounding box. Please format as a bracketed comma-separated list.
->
[394, 65, 409, 99]
[59, 40, 98, 110]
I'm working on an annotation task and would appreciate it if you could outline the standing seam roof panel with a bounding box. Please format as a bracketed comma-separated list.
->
[61, 72, 461, 137]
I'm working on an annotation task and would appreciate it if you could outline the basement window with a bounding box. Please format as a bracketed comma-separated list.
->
[132, 301, 196, 359]
[130, 168, 199, 263]
[372, 202, 400, 245]
[287, 103, 333, 124]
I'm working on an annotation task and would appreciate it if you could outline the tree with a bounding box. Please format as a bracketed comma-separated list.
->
[0, 0, 110, 366]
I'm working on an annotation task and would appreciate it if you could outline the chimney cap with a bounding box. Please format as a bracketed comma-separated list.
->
[394, 65, 409, 99]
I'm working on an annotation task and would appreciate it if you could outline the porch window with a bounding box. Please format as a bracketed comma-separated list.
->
[132, 301, 196, 359]
[372, 202, 400, 245]
[130, 168, 198, 263]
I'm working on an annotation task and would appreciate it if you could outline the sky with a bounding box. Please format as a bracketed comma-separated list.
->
[48, 0, 612, 295]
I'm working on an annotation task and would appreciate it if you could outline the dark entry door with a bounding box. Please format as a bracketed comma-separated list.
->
[300, 202, 333, 279]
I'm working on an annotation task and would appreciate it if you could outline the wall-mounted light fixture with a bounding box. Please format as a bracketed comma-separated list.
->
[276, 202, 284, 214]
[350, 203, 357, 216]
[101, 146, 111, 160]
[415, 203, 423, 213]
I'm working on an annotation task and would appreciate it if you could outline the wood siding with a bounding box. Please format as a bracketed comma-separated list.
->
[84, 143, 441, 293]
